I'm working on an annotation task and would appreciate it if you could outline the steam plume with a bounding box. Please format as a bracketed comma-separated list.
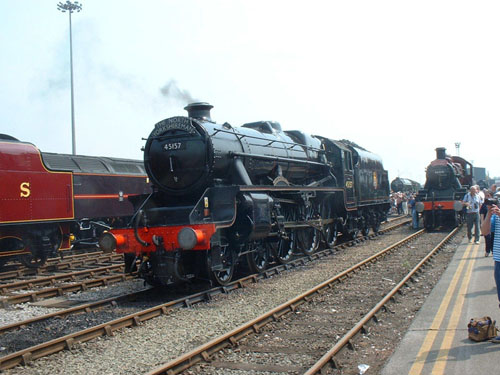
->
[160, 79, 196, 104]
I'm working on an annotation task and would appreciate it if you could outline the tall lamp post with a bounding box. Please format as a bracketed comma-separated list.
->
[57, 1, 82, 155]
[455, 142, 461, 156]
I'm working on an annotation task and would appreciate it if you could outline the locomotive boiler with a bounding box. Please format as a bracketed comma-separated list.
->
[100, 103, 390, 286]
[416, 147, 473, 228]
[390, 177, 422, 193]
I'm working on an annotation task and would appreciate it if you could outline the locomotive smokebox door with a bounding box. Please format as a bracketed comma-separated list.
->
[144, 116, 213, 195]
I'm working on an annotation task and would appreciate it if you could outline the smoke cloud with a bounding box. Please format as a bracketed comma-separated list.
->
[159, 79, 197, 104]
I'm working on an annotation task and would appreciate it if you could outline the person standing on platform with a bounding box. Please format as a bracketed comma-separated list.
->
[480, 190, 493, 256]
[463, 186, 481, 244]
[480, 203, 500, 343]
[476, 185, 485, 204]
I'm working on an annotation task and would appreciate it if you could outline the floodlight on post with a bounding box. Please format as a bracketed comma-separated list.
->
[57, 1, 82, 155]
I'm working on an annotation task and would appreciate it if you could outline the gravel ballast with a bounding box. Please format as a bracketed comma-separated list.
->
[2, 225, 462, 374]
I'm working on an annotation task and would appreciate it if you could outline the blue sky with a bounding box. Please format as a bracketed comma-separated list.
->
[1, 0, 499, 184]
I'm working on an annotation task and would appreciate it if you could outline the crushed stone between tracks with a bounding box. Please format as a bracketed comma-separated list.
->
[3, 223, 463, 374]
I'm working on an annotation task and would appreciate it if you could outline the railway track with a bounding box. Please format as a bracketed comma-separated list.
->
[0, 218, 409, 307]
[0, 272, 136, 306]
[0, 252, 123, 281]
[0, 263, 128, 293]
[0, 220, 411, 371]
[147, 227, 460, 375]
[0, 215, 408, 282]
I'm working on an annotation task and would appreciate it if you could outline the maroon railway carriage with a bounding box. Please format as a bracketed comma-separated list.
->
[0, 135, 151, 268]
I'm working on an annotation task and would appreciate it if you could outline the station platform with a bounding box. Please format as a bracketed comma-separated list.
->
[382, 234, 500, 375]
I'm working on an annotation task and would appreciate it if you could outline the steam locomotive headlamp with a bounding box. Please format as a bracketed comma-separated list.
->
[453, 201, 463, 211]
[416, 202, 425, 213]
[178, 227, 204, 250]
[99, 232, 126, 253]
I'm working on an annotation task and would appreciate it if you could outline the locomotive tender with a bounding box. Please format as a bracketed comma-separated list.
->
[416, 147, 473, 228]
[0, 135, 151, 268]
[99, 103, 391, 286]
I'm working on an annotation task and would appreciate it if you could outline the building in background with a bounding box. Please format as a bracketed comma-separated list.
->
[474, 167, 486, 182]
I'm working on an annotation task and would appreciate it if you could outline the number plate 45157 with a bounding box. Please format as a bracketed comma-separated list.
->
[164, 142, 185, 151]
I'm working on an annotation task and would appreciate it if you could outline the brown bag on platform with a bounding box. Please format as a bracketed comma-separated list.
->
[468, 316, 498, 342]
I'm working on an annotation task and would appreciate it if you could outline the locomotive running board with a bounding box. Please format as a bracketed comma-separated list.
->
[239, 186, 344, 193]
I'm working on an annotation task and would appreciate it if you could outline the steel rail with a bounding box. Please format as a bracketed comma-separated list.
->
[46, 250, 104, 264]
[0, 224, 389, 336]
[304, 226, 460, 374]
[0, 288, 149, 335]
[0, 219, 407, 307]
[146, 229, 426, 375]
[0, 223, 393, 334]
[0, 219, 408, 370]
[0, 263, 126, 294]
[0, 253, 123, 281]
[0, 251, 102, 268]
[0, 273, 137, 306]
[0, 279, 253, 370]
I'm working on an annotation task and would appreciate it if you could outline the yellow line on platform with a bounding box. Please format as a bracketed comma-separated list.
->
[430, 243, 479, 373]
[408, 242, 475, 375]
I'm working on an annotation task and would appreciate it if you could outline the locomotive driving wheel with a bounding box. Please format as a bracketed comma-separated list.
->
[297, 227, 321, 255]
[360, 212, 373, 237]
[246, 241, 269, 274]
[372, 214, 381, 233]
[206, 239, 236, 286]
[297, 203, 321, 256]
[321, 200, 338, 248]
[325, 222, 338, 248]
[348, 228, 360, 240]
[269, 204, 296, 264]
[347, 217, 360, 240]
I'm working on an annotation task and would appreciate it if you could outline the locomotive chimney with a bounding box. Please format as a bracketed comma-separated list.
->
[184, 102, 214, 121]
[435, 147, 447, 160]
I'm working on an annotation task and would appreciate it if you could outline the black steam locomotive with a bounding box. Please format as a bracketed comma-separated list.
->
[416, 147, 473, 228]
[390, 177, 421, 193]
[100, 103, 391, 286]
